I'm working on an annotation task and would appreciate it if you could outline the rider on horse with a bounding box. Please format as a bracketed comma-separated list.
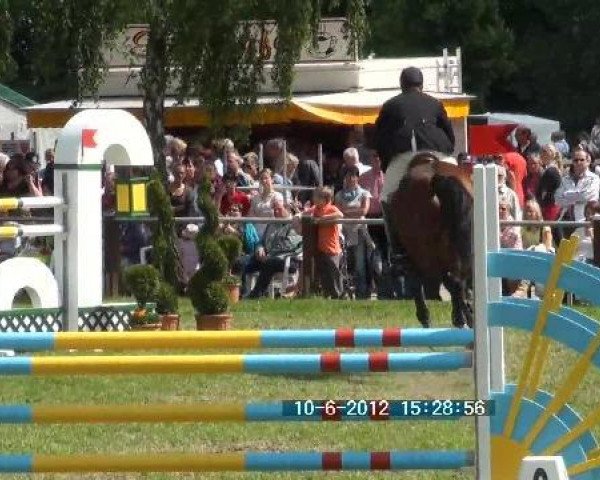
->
[374, 66, 457, 270]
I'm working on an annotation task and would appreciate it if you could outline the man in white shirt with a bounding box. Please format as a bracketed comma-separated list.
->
[555, 146, 600, 223]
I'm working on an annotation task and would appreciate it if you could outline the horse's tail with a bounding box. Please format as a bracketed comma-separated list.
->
[431, 174, 473, 264]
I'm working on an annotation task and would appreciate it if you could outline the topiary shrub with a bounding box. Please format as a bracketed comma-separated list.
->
[147, 172, 182, 288]
[123, 264, 161, 325]
[155, 281, 179, 315]
[217, 234, 243, 273]
[123, 264, 161, 308]
[188, 177, 231, 316]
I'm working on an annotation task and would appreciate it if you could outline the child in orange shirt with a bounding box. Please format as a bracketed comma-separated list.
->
[305, 186, 344, 298]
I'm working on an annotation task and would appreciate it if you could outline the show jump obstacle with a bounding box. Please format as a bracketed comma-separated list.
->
[0, 110, 154, 332]
[0, 111, 599, 478]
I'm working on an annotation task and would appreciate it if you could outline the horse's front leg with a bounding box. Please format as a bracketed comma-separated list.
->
[408, 275, 430, 328]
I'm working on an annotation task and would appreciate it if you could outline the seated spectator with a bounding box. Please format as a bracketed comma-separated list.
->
[359, 150, 386, 297]
[168, 163, 195, 216]
[121, 222, 150, 267]
[225, 150, 253, 187]
[501, 152, 527, 207]
[551, 131, 570, 158]
[41, 148, 55, 195]
[303, 186, 344, 298]
[497, 165, 522, 220]
[522, 198, 553, 251]
[538, 144, 563, 221]
[574, 201, 600, 262]
[244, 200, 302, 298]
[499, 200, 522, 249]
[515, 125, 541, 158]
[264, 138, 286, 176]
[222, 205, 260, 256]
[274, 153, 299, 207]
[177, 223, 200, 292]
[323, 152, 343, 192]
[199, 162, 224, 208]
[219, 172, 251, 216]
[222, 205, 261, 295]
[523, 153, 543, 202]
[242, 152, 260, 182]
[499, 200, 523, 296]
[335, 165, 371, 298]
[248, 168, 284, 237]
[294, 153, 320, 204]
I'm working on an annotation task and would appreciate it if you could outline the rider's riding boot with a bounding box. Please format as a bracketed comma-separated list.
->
[381, 200, 411, 276]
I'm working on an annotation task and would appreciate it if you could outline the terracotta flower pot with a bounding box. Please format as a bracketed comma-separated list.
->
[195, 313, 232, 331]
[160, 314, 180, 331]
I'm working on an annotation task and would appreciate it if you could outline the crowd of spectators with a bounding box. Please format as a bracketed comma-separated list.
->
[489, 126, 600, 297]
[4, 120, 600, 302]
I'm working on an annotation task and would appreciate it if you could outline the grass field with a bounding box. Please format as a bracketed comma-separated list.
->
[1, 297, 599, 479]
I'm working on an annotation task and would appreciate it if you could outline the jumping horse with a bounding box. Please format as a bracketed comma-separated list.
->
[382, 151, 474, 328]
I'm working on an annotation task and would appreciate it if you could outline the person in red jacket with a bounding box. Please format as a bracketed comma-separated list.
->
[502, 151, 527, 207]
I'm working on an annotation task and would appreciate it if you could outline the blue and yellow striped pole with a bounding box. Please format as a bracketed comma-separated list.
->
[0, 351, 472, 376]
[0, 451, 474, 473]
[0, 328, 474, 351]
[0, 401, 469, 424]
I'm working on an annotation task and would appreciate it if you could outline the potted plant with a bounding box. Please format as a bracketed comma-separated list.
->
[217, 234, 243, 304]
[188, 178, 234, 330]
[123, 264, 162, 330]
[156, 281, 180, 330]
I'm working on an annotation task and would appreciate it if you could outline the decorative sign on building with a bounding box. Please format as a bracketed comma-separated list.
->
[0, 140, 30, 156]
[103, 18, 354, 68]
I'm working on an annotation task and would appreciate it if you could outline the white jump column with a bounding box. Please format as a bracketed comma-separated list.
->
[53, 110, 154, 331]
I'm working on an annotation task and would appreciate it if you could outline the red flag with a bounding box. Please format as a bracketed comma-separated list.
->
[468, 124, 516, 155]
[82, 129, 97, 148]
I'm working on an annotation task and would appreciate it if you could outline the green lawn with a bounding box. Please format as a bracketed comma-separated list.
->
[1, 298, 599, 479]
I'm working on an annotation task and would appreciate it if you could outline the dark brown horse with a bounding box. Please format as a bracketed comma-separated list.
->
[383, 152, 474, 328]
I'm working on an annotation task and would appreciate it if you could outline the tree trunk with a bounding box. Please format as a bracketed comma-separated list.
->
[141, 8, 169, 185]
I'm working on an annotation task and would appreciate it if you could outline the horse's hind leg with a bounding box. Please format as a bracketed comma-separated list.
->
[408, 275, 430, 328]
[442, 273, 470, 328]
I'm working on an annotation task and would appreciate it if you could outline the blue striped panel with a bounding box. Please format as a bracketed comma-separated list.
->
[0, 333, 55, 351]
[400, 329, 474, 347]
[488, 250, 552, 283]
[0, 405, 32, 423]
[0, 357, 32, 375]
[260, 331, 336, 348]
[489, 300, 600, 368]
[353, 329, 383, 347]
[387, 352, 472, 371]
[560, 265, 600, 306]
[244, 355, 321, 374]
[245, 452, 323, 471]
[531, 390, 597, 455]
[340, 353, 370, 372]
[0, 455, 32, 473]
[390, 451, 474, 469]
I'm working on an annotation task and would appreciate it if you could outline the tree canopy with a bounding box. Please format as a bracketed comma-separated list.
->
[1, 0, 599, 137]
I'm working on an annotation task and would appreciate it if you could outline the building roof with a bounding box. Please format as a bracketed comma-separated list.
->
[0, 83, 37, 109]
[24, 89, 473, 129]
